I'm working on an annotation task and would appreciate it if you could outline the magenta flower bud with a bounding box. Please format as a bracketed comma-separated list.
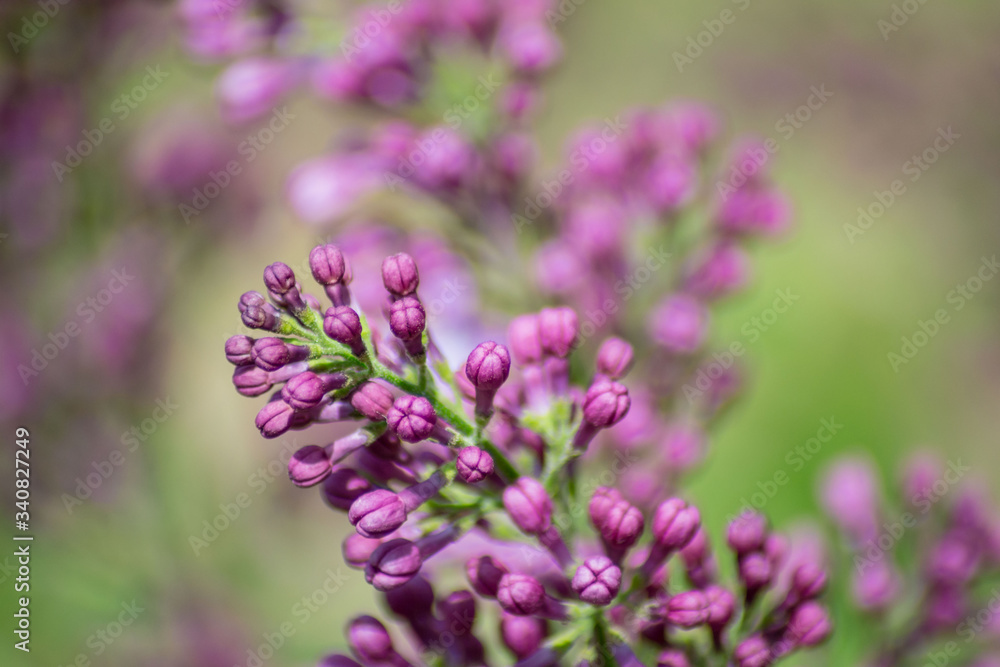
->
[537, 307, 578, 358]
[820, 456, 879, 543]
[851, 559, 900, 611]
[596, 337, 634, 379]
[497, 573, 545, 616]
[589, 487, 624, 528]
[365, 538, 423, 591]
[349, 489, 407, 538]
[685, 242, 749, 300]
[323, 306, 365, 356]
[239, 291, 281, 331]
[263, 261, 297, 298]
[225, 335, 254, 365]
[508, 314, 543, 365]
[791, 562, 828, 601]
[438, 590, 477, 634]
[310, 243, 351, 285]
[388, 295, 427, 358]
[598, 500, 645, 564]
[381, 252, 420, 296]
[573, 380, 631, 450]
[664, 590, 709, 628]
[252, 337, 309, 371]
[739, 552, 773, 592]
[503, 477, 553, 535]
[322, 468, 373, 511]
[786, 602, 831, 647]
[680, 528, 710, 569]
[349, 382, 395, 422]
[499, 20, 561, 73]
[232, 365, 272, 397]
[386, 395, 437, 443]
[318, 656, 362, 667]
[704, 585, 735, 631]
[384, 575, 435, 618]
[255, 400, 296, 438]
[347, 615, 395, 662]
[282, 371, 343, 411]
[466, 556, 508, 598]
[288, 445, 332, 487]
[342, 534, 382, 569]
[466, 341, 511, 418]
[734, 635, 772, 667]
[727, 512, 769, 556]
[456, 446, 494, 483]
[501, 614, 547, 659]
[650, 294, 708, 354]
[926, 533, 980, 585]
[656, 649, 691, 667]
[651, 498, 700, 551]
[572, 556, 621, 606]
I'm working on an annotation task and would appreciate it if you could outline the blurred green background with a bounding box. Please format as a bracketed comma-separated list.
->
[4, 0, 1000, 665]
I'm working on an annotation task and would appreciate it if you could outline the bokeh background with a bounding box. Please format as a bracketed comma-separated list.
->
[3, 0, 1000, 665]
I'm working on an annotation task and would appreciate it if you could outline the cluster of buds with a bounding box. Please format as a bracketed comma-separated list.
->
[225, 244, 829, 665]
[822, 454, 1000, 666]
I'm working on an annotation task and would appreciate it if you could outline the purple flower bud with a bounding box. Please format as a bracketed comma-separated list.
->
[685, 242, 749, 300]
[786, 602, 831, 647]
[820, 456, 879, 543]
[388, 295, 426, 341]
[501, 614, 547, 659]
[497, 573, 545, 616]
[466, 341, 511, 418]
[288, 445, 332, 487]
[680, 528, 710, 569]
[252, 337, 309, 371]
[790, 562, 827, 601]
[349, 382, 395, 422]
[503, 477, 553, 535]
[645, 154, 697, 213]
[225, 335, 254, 365]
[347, 615, 395, 662]
[456, 446, 494, 483]
[598, 500, 645, 564]
[589, 487, 624, 528]
[572, 556, 621, 606]
[438, 590, 477, 631]
[926, 533, 980, 585]
[583, 380, 631, 428]
[851, 559, 899, 611]
[652, 498, 700, 551]
[349, 489, 407, 538]
[323, 306, 365, 356]
[537, 307, 578, 358]
[282, 371, 343, 411]
[734, 635, 772, 667]
[310, 243, 352, 285]
[466, 556, 508, 598]
[381, 252, 420, 296]
[704, 585, 735, 631]
[386, 395, 437, 443]
[664, 590, 709, 628]
[342, 534, 382, 569]
[727, 512, 769, 556]
[656, 649, 691, 667]
[499, 20, 561, 73]
[239, 291, 281, 331]
[508, 314, 543, 365]
[365, 538, 423, 591]
[596, 337, 634, 379]
[322, 468, 373, 511]
[263, 261, 298, 299]
[739, 552, 773, 592]
[384, 575, 435, 617]
[232, 365, 272, 397]
[650, 294, 708, 354]
[255, 400, 296, 438]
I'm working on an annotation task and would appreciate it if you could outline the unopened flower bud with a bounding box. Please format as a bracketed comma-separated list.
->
[252, 337, 309, 371]
[466, 556, 508, 598]
[225, 335, 254, 365]
[497, 573, 545, 616]
[596, 337, 634, 379]
[456, 446, 494, 483]
[349, 382, 395, 422]
[508, 314, 543, 365]
[572, 556, 622, 606]
[387, 395, 438, 443]
[727, 511, 768, 556]
[282, 371, 345, 411]
[501, 614, 547, 659]
[288, 445, 332, 487]
[465, 341, 511, 418]
[664, 590, 709, 628]
[503, 477, 553, 535]
[322, 468, 373, 511]
[381, 252, 420, 296]
[324, 306, 365, 356]
[538, 306, 578, 358]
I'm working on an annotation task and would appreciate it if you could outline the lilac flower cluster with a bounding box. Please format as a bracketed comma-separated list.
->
[822, 454, 1000, 666]
[225, 245, 830, 665]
